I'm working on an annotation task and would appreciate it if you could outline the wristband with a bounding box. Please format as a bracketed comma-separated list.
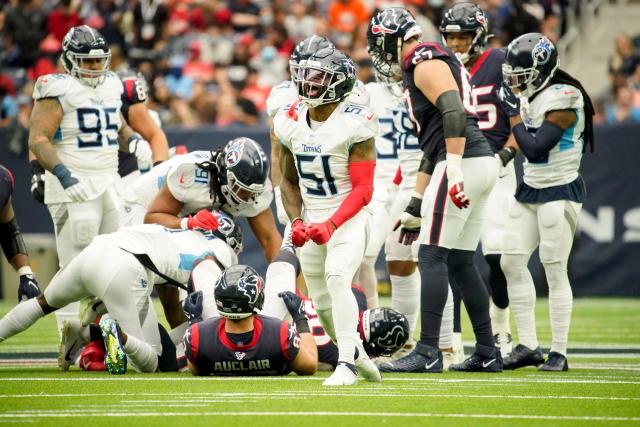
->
[412, 191, 423, 200]
[17, 266, 33, 276]
[180, 217, 189, 229]
[294, 317, 310, 334]
[274, 186, 281, 198]
[51, 164, 76, 189]
[445, 153, 463, 184]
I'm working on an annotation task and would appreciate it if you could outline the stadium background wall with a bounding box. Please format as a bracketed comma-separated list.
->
[0, 123, 638, 298]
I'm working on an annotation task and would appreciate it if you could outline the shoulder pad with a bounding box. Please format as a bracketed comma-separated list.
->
[339, 104, 378, 145]
[33, 74, 71, 100]
[347, 80, 370, 106]
[540, 84, 584, 112]
[403, 43, 451, 72]
[266, 81, 297, 118]
[121, 77, 147, 105]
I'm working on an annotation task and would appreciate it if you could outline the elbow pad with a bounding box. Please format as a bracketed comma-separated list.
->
[0, 218, 28, 261]
[436, 90, 467, 139]
[418, 153, 436, 175]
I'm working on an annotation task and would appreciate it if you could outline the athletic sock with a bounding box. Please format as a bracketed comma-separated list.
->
[544, 261, 573, 356]
[124, 333, 159, 373]
[501, 254, 539, 350]
[262, 260, 297, 320]
[327, 275, 359, 365]
[359, 256, 379, 309]
[390, 271, 420, 334]
[485, 254, 509, 309]
[439, 286, 454, 349]
[490, 303, 510, 333]
[0, 298, 45, 341]
[168, 322, 189, 346]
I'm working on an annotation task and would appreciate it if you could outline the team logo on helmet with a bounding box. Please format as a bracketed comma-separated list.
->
[475, 11, 486, 24]
[371, 23, 396, 34]
[224, 140, 244, 168]
[532, 37, 553, 65]
[237, 275, 261, 304]
[216, 214, 235, 235]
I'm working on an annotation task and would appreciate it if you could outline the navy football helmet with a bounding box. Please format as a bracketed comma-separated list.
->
[210, 209, 243, 255]
[62, 25, 111, 87]
[214, 264, 264, 319]
[367, 7, 423, 78]
[290, 35, 334, 73]
[362, 307, 410, 357]
[216, 137, 269, 208]
[291, 45, 356, 107]
[439, 3, 490, 64]
[502, 33, 559, 99]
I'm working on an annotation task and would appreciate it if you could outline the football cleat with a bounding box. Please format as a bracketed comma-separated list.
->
[494, 331, 513, 358]
[58, 319, 88, 371]
[442, 349, 455, 370]
[355, 342, 382, 383]
[323, 362, 358, 386]
[391, 338, 416, 361]
[80, 297, 107, 327]
[100, 317, 127, 375]
[378, 343, 443, 373]
[449, 348, 503, 372]
[503, 344, 544, 370]
[539, 352, 569, 372]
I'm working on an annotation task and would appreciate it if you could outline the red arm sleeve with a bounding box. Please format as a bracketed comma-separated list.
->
[329, 160, 375, 228]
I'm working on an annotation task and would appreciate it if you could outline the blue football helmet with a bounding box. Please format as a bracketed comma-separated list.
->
[210, 209, 243, 255]
[62, 25, 111, 87]
[362, 307, 410, 357]
[214, 264, 264, 319]
[502, 33, 559, 99]
[215, 137, 269, 208]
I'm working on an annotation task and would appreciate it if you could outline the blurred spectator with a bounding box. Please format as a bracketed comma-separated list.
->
[183, 40, 215, 83]
[229, 0, 260, 33]
[26, 35, 61, 81]
[250, 45, 289, 88]
[328, 0, 369, 40]
[606, 85, 640, 124]
[47, 0, 83, 42]
[130, 0, 169, 65]
[2, 0, 47, 68]
[84, 0, 127, 50]
[0, 76, 18, 128]
[609, 33, 640, 78]
[500, 0, 541, 45]
[285, 1, 317, 43]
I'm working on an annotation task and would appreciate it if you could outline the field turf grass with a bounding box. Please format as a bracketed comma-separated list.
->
[0, 298, 638, 426]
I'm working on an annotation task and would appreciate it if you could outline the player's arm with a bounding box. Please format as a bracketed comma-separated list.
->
[144, 183, 185, 228]
[127, 103, 169, 164]
[247, 208, 282, 263]
[414, 59, 470, 209]
[496, 85, 521, 166]
[279, 144, 303, 221]
[270, 123, 289, 225]
[509, 110, 576, 162]
[28, 98, 64, 171]
[118, 112, 154, 172]
[280, 291, 318, 375]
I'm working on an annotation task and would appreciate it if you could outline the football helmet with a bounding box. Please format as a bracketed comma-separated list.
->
[502, 33, 559, 99]
[362, 307, 410, 357]
[210, 209, 243, 255]
[290, 35, 334, 72]
[214, 264, 265, 319]
[216, 137, 269, 208]
[367, 7, 423, 78]
[439, 3, 490, 64]
[62, 25, 111, 87]
[290, 46, 356, 107]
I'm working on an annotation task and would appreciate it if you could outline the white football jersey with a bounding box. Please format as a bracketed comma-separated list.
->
[520, 84, 585, 188]
[96, 224, 235, 285]
[133, 151, 273, 218]
[33, 72, 123, 204]
[266, 79, 370, 119]
[366, 82, 421, 200]
[273, 99, 379, 222]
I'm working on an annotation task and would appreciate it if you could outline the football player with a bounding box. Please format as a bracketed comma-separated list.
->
[0, 165, 41, 303]
[500, 34, 594, 371]
[440, 3, 520, 358]
[274, 45, 381, 385]
[0, 211, 237, 374]
[27, 25, 132, 335]
[368, 7, 501, 373]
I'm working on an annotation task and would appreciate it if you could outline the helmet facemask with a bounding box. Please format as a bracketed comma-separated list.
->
[221, 169, 265, 209]
[291, 59, 348, 108]
[374, 68, 403, 98]
[64, 49, 111, 88]
[502, 58, 558, 99]
[441, 28, 487, 65]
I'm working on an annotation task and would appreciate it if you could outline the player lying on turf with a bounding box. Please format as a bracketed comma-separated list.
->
[0, 210, 238, 374]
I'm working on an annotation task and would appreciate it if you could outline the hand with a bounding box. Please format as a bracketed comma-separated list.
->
[18, 274, 40, 302]
[291, 218, 309, 247]
[497, 84, 520, 117]
[307, 220, 335, 245]
[448, 183, 470, 209]
[393, 196, 422, 245]
[183, 291, 203, 325]
[185, 209, 219, 233]
[65, 180, 91, 203]
[30, 161, 45, 205]
[128, 135, 153, 172]
[279, 291, 306, 323]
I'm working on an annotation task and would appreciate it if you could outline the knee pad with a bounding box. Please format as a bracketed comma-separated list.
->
[542, 260, 568, 284]
[71, 217, 99, 247]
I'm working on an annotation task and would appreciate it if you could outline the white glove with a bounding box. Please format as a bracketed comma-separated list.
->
[128, 135, 153, 172]
[274, 186, 289, 226]
[65, 180, 91, 202]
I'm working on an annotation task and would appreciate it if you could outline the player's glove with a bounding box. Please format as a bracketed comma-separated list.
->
[18, 273, 40, 302]
[307, 220, 336, 245]
[273, 186, 289, 226]
[291, 217, 309, 247]
[496, 146, 517, 167]
[52, 164, 91, 203]
[446, 154, 470, 209]
[128, 134, 153, 173]
[449, 183, 470, 209]
[279, 291, 306, 323]
[182, 209, 219, 233]
[393, 195, 422, 245]
[183, 291, 204, 325]
[497, 84, 520, 117]
[30, 160, 46, 205]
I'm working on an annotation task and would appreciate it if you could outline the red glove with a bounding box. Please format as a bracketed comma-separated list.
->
[448, 183, 470, 209]
[291, 218, 309, 247]
[307, 220, 336, 245]
[184, 209, 220, 232]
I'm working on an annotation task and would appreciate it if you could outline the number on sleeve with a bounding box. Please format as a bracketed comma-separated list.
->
[471, 85, 497, 129]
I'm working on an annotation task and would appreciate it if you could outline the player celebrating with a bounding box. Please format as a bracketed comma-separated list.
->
[439, 2, 520, 357]
[368, 7, 501, 373]
[500, 34, 594, 371]
[275, 45, 381, 385]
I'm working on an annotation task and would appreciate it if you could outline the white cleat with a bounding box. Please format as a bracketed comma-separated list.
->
[58, 319, 88, 371]
[355, 348, 382, 383]
[323, 363, 358, 386]
[80, 297, 107, 327]
[442, 350, 455, 370]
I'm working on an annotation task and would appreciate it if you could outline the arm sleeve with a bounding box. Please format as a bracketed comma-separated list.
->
[329, 160, 375, 228]
[512, 121, 566, 162]
[280, 322, 301, 362]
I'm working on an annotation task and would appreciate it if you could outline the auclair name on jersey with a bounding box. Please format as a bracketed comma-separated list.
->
[212, 359, 271, 372]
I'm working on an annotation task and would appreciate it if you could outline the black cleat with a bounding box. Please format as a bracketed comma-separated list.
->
[449, 348, 503, 372]
[503, 344, 544, 370]
[378, 343, 442, 373]
[539, 352, 569, 371]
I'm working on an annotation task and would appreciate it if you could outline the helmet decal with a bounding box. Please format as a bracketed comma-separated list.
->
[532, 37, 553, 65]
[224, 140, 244, 168]
[475, 11, 486, 24]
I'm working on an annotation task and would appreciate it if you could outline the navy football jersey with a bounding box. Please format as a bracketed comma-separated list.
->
[118, 77, 147, 177]
[184, 315, 300, 376]
[310, 285, 368, 368]
[0, 165, 14, 210]
[469, 48, 511, 153]
[402, 42, 492, 162]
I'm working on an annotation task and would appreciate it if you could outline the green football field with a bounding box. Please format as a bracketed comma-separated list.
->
[0, 298, 638, 426]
